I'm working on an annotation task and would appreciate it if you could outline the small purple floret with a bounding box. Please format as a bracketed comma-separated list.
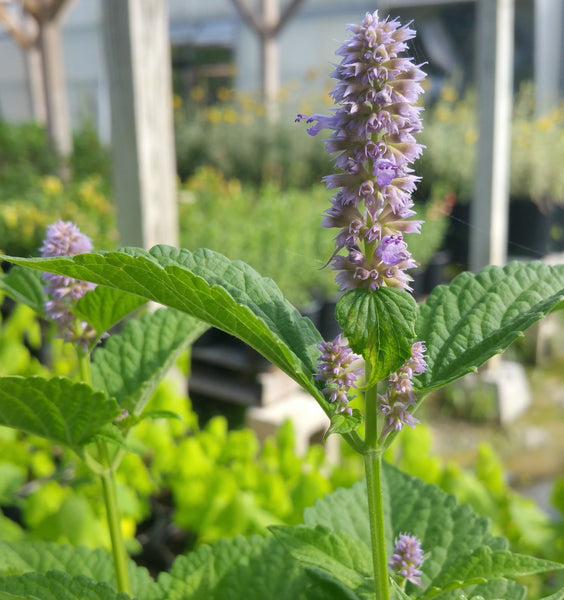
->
[389, 533, 424, 587]
[373, 159, 398, 186]
[378, 342, 426, 436]
[377, 235, 408, 266]
[40, 220, 97, 349]
[316, 334, 362, 416]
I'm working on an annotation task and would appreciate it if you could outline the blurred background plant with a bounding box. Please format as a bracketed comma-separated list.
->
[174, 85, 332, 190]
[418, 83, 564, 208]
[0, 122, 117, 257]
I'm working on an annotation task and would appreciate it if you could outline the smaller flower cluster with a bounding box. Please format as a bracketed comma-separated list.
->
[316, 334, 363, 415]
[389, 533, 424, 587]
[40, 220, 97, 350]
[378, 341, 426, 436]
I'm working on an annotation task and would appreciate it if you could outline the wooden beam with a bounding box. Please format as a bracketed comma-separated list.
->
[102, 0, 178, 249]
[470, 0, 514, 271]
[534, 0, 563, 115]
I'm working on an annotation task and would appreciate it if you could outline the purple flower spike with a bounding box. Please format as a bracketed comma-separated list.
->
[389, 533, 424, 587]
[40, 220, 93, 258]
[297, 11, 426, 291]
[316, 334, 362, 415]
[378, 342, 426, 436]
[40, 221, 97, 350]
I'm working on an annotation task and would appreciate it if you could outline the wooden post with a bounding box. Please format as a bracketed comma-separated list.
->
[38, 14, 72, 159]
[470, 0, 514, 272]
[534, 0, 563, 116]
[102, 0, 178, 249]
[261, 0, 280, 122]
[229, 0, 304, 122]
[25, 28, 47, 123]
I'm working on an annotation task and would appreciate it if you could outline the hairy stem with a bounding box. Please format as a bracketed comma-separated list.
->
[98, 440, 131, 595]
[77, 349, 131, 595]
[364, 448, 390, 600]
[363, 370, 389, 600]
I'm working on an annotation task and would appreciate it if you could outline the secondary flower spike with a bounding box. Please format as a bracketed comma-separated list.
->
[389, 533, 424, 587]
[40, 220, 97, 349]
[297, 11, 426, 291]
[316, 334, 363, 415]
[378, 341, 426, 436]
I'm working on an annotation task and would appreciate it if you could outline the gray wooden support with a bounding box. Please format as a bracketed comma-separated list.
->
[470, 0, 514, 272]
[102, 0, 178, 249]
[534, 0, 563, 116]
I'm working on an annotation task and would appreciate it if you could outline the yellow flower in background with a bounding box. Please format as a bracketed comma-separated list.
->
[435, 107, 452, 122]
[206, 107, 222, 123]
[3, 206, 18, 229]
[217, 87, 232, 102]
[464, 129, 478, 145]
[121, 516, 136, 540]
[172, 94, 183, 110]
[190, 86, 205, 102]
[440, 86, 458, 103]
[537, 116, 552, 131]
[227, 178, 242, 196]
[223, 108, 238, 123]
[41, 175, 63, 196]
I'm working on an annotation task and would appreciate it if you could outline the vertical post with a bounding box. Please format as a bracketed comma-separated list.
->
[534, 0, 563, 116]
[25, 36, 47, 124]
[102, 0, 178, 249]
[38, 14, 73, 159]
[470, 0, 514, 272]
[261, 0, 279, 122]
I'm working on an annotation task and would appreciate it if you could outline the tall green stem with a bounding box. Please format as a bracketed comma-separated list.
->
[363, 368, 390, 600]
[77, 349, 131, 595]
[364, 449, 390, 600]
[98, 441, 131, 595]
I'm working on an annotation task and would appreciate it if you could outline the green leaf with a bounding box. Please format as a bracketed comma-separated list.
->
[0, 540, 157, 600]
[326, 409, 363, 437]
[0, 377, 120, 451]
[304, 567, 365, 600]
[539, 590, 564, 600]
[336, 288, 416, 385]
[0, 571, 132, 600]
[0, 267, 46, 315]
[303, 480, 372, 550]
[270, 525, 373, 594]
[302, 462, 549, 598]
[73, 286, 146, 337]
[155, 535, 308, 600]
[0, 247, 364, 449]
[435, 579, 526, 600]
[416, 261, 564, 393]
[138, 410, 183, 421]
[390, 579, 414, 600]
[423, 547, 564, 599]
[91, 307, 208, 416]
[92, 424, 134, 453]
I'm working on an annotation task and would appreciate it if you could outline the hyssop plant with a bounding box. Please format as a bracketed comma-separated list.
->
[1, 10, 564, 600]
